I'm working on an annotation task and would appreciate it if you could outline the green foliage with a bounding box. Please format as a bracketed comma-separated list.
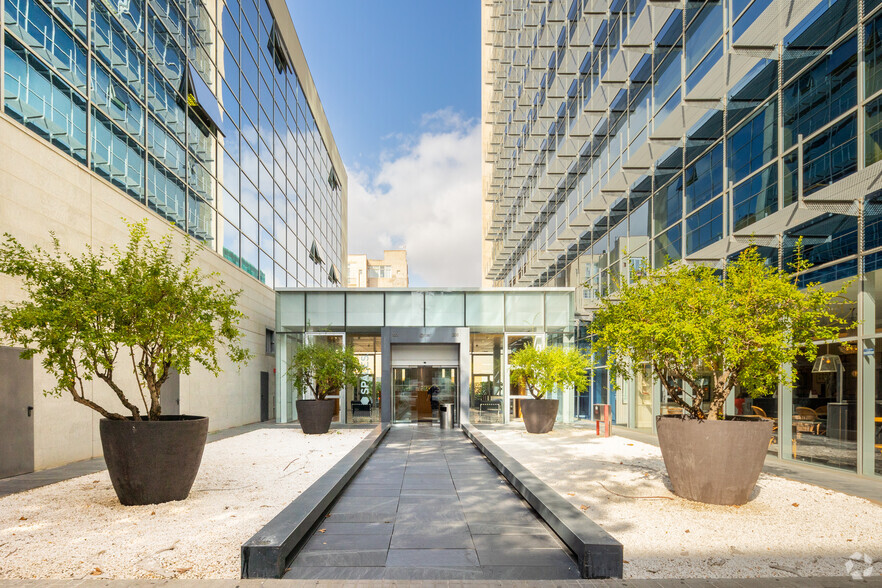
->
[509, 344, 591, 399]
[288, 342, 363, 400]
[590, 245, 850, 420]
[0, 220, 252, 420]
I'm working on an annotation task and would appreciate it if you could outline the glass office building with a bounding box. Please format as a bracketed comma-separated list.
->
[1, 0, 346, 288]
[274, 288, 575, 428]
[483, 0, 882, 477]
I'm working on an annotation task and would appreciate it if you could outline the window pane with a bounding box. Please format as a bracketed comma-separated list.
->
[147, 155, 186, 226]
[732, 163, 778, 230]
[465, 292, 504, 330]
[425, 292, 464, 327]
[386, 292, 424, 327]
[504, 292, 544, 331]
[654, 223, 682, 266]
[684, 1, 722, 73]
[685, 197, 723, 255]
[802, 114, 857, 196]
[545, 292, 572, 330]
[90, 107, 144, 200]
[728, 99, 777, 185]
[684, 142, 723, 213]
[91, 0, 145, 95]
[346, 292, 384, 327]
[3, 36, 87, 163]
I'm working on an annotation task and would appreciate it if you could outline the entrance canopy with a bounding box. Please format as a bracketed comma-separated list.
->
[274, 288, 576, 426]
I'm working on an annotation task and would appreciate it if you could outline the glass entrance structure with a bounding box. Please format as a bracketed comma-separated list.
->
[274, 288, 576, 426]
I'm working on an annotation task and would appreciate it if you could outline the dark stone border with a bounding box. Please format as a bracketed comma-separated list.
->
[241, 424, 390, 578]
[462, 423, 623, 579]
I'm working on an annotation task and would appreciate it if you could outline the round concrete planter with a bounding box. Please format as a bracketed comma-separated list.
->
[655, 415, 773, 505]
[521, 398, 559, 434]
[296, 399, 335, 434]
[99, 415, 208, 506]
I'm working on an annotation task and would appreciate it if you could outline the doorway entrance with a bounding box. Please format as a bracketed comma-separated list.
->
[392, 366, 458, 423]
[0, 348, 34, 479]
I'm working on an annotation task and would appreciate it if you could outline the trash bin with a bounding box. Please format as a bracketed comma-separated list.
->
[439, 403, 454, 429]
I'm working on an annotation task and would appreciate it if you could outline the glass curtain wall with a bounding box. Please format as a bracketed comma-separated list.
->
[1, 0, 344, 288]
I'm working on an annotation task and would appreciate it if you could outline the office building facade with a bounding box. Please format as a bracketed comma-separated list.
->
[0, 0, 346, 476]
[348, 250, 409, 288]
[482, 0, 882, 478]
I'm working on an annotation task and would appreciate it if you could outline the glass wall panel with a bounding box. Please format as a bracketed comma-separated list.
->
[147, 156, 186, 225]
[653, 173, 683, 234]
[385, 291, 424, 327]
[504, 292, 544, 331]
[346, 292, 384, 327]
[684, 142, 723, 214]
[425, 292, 465, 327]
[727, 99, 777, 185]
[350, 334, 381, 423]
[465, 292, 504, 330]
[91, 61, 143, 139]
[470, 333, 503, 424]
[791, 342, 858, 471]
[732, 164, 778, 230]
[685, 196, 723, 255]
[782, 35, 856, 150]
[5, 0, 88, 91]
[801, 114, 857, 196]
[654, 223, 682, 265]
[3, 35, 87, 163]
[305, 292, 344, 329]
[545, 291, 572, 330]
[684, 1, 722, 73]
[91, 0, 144, 94]
[91, 107, 144, 200]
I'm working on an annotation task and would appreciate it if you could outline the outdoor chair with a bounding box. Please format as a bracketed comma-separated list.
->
[795, 406, 824, 435]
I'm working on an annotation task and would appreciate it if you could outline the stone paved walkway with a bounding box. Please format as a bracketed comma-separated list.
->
[284, 424, 580, 581]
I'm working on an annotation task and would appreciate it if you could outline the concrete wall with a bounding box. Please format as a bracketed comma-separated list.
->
[0, 115, 275, 472]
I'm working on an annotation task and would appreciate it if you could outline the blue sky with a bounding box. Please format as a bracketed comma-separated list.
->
[286, 1, 484, 286]
[288, 1, 480, 168]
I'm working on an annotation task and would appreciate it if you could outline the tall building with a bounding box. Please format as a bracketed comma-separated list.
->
[0, 0, 346, 476]
[348, 250, 409, 287]
[483, 0, 882, 478]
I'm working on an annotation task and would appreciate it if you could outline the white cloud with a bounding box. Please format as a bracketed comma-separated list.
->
[347, 110, 482, 287]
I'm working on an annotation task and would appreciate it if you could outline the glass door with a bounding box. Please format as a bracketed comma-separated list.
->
[392, 366, 457, 424]
[504, 334, 545, 424]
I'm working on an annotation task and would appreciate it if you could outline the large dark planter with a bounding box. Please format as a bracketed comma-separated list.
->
[655, 416, 773, 505]
[99, 415, 208, 506]
[521, 398, 559, 434]
[296, 399, 335, 434]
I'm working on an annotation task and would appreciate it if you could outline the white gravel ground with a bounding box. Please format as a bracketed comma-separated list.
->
[483, 426, 882, 580]
[0, 427, 369, 579]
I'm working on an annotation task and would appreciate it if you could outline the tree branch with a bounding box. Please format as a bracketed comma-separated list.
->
[95, 369, 142, 420]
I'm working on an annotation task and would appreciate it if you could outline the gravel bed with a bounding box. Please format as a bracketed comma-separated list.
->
[483, 426, 882, 579]
[0, 427, 369, 579]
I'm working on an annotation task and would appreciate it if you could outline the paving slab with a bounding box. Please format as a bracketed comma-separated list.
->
[284, 424, 580, 580]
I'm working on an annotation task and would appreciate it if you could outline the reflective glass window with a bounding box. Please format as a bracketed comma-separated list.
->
[188, 160, 215, 204]
[346, 292, 384, 327]
[465, 292, 504, 330]
[784, 213, 857, 268]
[654, 223, 681, 265]
[48, 0, 86, 40]
[91, 107, 144, 200]
[732, 163, 778, 230]
[869, 13, 882, 96]
[3, 35, 87, 163]
[867, 94, 882, 166]
[147, 155, 185, 225]
[91, 0, 144, 95]
[685, 196, 723, 255]
[5, 0, 88, 91]
[802, 114, 857, 196]
[147, 116, 186, 178]
[684, 142, 722, 213]
[653, 173, 683, 234]
[147, 7, 184, 87]
[146, 66, 185, 141]
[782, 35, 856, 150]
[727, 99, 777, 185]
[91, 61, 143, 139]
[188, 192, 214, 243]
[240, 237, 259, 279]
[222, 219, 240, 265]
[653, 48, 681, 115]
[782, 0, 856, 80]
[783, 150, 799, 206]
[684, 1, 722, 73]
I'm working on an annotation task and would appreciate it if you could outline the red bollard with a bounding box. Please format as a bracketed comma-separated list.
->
[593, 404, 611, 437]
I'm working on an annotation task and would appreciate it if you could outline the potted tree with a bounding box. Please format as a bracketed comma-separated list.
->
[509, 344, 590, 433]
[591, 246, 848, 505]
[0, 221, 251, 505]
[289, 342, 362, 434]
